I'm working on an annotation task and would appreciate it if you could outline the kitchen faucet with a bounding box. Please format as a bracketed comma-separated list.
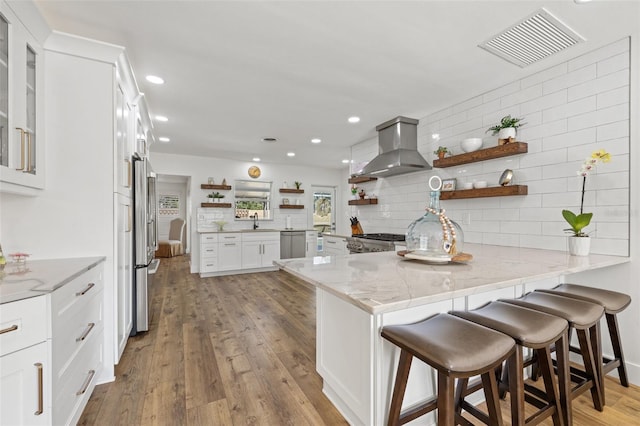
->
[253, 214, 259, 230]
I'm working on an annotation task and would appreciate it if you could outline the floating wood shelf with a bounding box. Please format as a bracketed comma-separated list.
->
[279, 204, 304, 209]
[200, 202, 232, 208]
[348, 176, 378, 184]
[439, 185, 528, 200]
[279, 188, 304, 194]
[201, 184, 232, 190]
[433, 142, 528, 168]
[348, 198, 379, 205]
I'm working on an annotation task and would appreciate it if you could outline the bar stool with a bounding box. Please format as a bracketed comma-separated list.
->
[451, 301, 570, 426]
[501, 292, 605, 413]
[381, 313, 516, 426]
[537, 284, 631, 389]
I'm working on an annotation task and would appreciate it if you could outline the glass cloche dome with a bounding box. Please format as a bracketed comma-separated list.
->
[406, 176, 464, 261]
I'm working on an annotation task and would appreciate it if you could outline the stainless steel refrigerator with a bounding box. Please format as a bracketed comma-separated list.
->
[132, 154, 157, 334]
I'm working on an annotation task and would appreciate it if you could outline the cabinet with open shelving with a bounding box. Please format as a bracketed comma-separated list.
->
[435, 142, 528, 200]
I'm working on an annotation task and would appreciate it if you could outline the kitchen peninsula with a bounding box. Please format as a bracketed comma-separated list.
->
[275, 244, 629, 426]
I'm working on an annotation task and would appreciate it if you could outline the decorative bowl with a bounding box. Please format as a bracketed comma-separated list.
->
[462, 182, 473, 190]
[461, 138, 483, 153]
[473, 181, 488, 189]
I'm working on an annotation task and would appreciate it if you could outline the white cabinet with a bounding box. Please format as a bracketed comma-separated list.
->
[0, 2, 45, 192]
[323, 235, 348, 255]
[306, 231, 318, 257]
[0, 296, 50, 425]
[0, 342, 49, 426]
[115, 193, 132, 362]
[199, 233, 219, 273]
[218, 233, 242, 271]
[114, 81, 133, 197]
[242, 232, 280, 269]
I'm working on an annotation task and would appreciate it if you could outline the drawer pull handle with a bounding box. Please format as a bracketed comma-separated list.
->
[76, 283, 95, 296]
[34, 363, 43, 415]
[76, 322, 96, 342]
[0, 324, 18, 335]
[76, 370, 96, 396]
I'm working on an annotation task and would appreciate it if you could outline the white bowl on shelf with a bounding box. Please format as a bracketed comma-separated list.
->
[462, 182, 473, 190]
[473, 181, 488, 189]
[461, 138, 483, 153]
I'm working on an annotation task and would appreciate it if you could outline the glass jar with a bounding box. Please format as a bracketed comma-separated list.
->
[406, 190, 464, 260]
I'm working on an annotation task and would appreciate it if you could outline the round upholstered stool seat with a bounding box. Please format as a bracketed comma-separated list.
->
[382, 313, 516, 426]
[538, 284, 631, 389]
[451, 301, 571, 426]
[502, 292, 605, 412]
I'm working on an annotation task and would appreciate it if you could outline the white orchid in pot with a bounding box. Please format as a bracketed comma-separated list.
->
[562, 149, 611, 256]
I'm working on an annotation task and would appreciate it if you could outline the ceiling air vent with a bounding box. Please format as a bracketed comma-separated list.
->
[479, 8, 586, 68]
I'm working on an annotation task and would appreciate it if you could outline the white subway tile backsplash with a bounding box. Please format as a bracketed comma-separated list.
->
[597, 52, 629, 77]
[358, 41, 629, 257]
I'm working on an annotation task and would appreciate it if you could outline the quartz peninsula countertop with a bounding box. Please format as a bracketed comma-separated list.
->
[274, 243, 629, 315]
[0, 257, 105, 304]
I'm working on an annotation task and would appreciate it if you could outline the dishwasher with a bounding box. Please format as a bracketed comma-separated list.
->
[280, 231, 306, 259]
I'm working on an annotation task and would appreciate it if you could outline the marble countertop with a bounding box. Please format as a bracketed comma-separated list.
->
[275, 243, 629, 315]
[0, 257, 106, 304]
[198, 228, 316, 234]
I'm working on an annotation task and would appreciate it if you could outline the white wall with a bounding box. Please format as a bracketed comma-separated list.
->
[149, 152, 343, 273]
[351, 38, 631, 257]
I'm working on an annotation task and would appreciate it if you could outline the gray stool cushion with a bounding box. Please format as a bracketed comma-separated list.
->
[539, 284, 631, 314]
[381, 313, 514, 374]
[451, 301, 568, 347]
[501, 292, 604, 328]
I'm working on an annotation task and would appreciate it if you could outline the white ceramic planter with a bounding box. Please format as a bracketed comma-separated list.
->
[498, 127, 517, 140]
[568, 236, 591, 256]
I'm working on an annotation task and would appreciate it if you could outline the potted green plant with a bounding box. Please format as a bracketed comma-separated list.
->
[486, 115, 525, 141]
[294, 181, 302, 190]
[212, 191, 225, 202]
[562, 149, 611, 256]
[433, 146, 449, 159]
[351, 185, 358, 200]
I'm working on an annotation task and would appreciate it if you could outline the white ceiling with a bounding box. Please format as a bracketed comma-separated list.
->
[33, 0, 640, 170]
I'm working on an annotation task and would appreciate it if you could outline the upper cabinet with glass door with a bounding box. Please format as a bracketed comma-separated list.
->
[0, 2, 45, 193]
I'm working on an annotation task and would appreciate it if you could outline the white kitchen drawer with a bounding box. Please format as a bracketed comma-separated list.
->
[52, 326, 102, 426]
[200, 258, 218, 272]
[0, 296, 48, 357]
[50, 265, 103, 321]
[219, 233, 241, 243]
[51, 289, 103, 386]
[242, 232, 279, 242]
[200, 233, 219, 244]
[200, 243, 218, 258]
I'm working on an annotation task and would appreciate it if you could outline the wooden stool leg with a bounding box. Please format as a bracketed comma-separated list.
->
[606, 313, 629, 387]
[507, 349, 525, 426]
[388, 350, 412, 426]
[590, 322, 605, 406]
[555, 332, 572, 426]
[437, 373, 455, 426]
[535, 347, 563, 426]
[577, 328, 604, 411]
[455, 378, 469, 418]
[481, 370, 504, 426]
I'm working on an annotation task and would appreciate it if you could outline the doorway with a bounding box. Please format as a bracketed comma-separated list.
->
[310, 186, 336, 252]
[157, 174, 191, 253]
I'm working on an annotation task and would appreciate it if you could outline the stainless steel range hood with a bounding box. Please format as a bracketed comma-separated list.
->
[358, 116, 431, 178]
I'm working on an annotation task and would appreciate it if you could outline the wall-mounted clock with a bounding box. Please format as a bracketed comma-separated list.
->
[248, 165, 261, 179]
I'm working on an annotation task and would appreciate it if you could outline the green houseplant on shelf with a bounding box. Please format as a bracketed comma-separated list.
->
[562, 149, 611, 256]
[486, 115, 525, 142]
[294, 181, 302, 190]
[433, 146, 449, 159]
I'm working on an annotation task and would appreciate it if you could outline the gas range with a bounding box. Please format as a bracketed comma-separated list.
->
[346, 233, 406, 254]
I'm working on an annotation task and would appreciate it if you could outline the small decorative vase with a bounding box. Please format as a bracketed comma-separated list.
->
[438, 152, 445, 160]
[568, 236, 590, 256]
[352, 193, 358, 200]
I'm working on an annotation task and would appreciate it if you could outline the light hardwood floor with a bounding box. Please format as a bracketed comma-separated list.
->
[80, 256, 639, 425]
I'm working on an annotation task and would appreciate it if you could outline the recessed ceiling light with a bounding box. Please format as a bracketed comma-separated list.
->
[348, 116, 360, 123]
[155, 115, 168, 122]
[158, 137, 170, 142]
[311, 138, 322, 144]
[574, 0, 592, 3]
[341, 159, 349, 164]
[262, 137, 277, 143]
[253, 157, 261, 162]
[146, 75, 164, 85]
[287, 152, 295, 157]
